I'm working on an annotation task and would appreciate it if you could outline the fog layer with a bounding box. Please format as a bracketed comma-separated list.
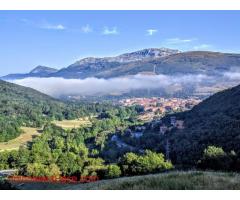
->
[11, 73, 240, 97]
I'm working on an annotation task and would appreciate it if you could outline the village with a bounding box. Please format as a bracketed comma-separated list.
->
[119, 97, 201, 121]
[109, 97, 201, 151]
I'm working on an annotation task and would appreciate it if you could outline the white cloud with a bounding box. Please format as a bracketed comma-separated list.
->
[41, 24, 65, 30]
[12, 71, 240, 98]
[20, 18, 65, 30]
[193, 44, 212, 50]
[165, 38, 196, 45]
[102, 26, 119, 35]
[223, 71, 240, 80]
[81, 24, 92, 33]
[146, 29, 158, 36]
[11, 74, 209, 97]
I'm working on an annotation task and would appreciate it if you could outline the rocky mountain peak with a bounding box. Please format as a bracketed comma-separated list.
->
[30, 66, 58, 74]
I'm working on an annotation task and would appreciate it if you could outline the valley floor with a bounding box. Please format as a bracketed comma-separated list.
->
[13, 171, 240, 190]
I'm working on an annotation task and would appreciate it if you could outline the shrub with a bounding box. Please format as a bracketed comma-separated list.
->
[198, 146, 237, 171]
[105, 164, 122, 179]
[120, 150, 173, 176]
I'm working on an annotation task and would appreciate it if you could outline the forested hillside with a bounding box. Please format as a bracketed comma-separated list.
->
[0, 80, 112, 141]
[160, 84, 240, 168]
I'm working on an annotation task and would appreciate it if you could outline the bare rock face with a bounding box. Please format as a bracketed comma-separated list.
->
[71, 48, 180, 66]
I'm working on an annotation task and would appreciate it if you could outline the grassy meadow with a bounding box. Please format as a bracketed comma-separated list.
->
[52, 117, 91, 130]
[13, 171, 240, 190]
[0, 117, 91, 151]
[0, 127, 41, 151]
[69, 171, 240, 190]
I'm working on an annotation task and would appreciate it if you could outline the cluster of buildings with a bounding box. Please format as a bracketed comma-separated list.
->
[120, 97, 201, 121]
[159, 117, 184, 135]
[149, 116, 184, 136]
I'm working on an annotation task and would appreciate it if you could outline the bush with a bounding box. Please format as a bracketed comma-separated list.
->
[26, 163, 50, 177]
[120, 150, 173, 176]
[48, 163, 61, 177]
[25, 163, 62, 178]
[197, 146, 237, 171]
[105, 164, 122, 179]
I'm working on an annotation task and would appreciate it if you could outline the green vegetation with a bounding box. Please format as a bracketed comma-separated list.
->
[3, 80, 240, 189]
[0, 127, 41, 151]
[120, 151, 173, 176]
[104, 164, 122, 179]
[162, 84, 240, 167]
[0, 100, 172, 180]
[0, 80, 117, 142]
[52, 117, 91, 130]
[25, 171, 240, 190]
[197, 146, 239, 171]
[83, 171, 240, 190]
[26, 163, 61, 177]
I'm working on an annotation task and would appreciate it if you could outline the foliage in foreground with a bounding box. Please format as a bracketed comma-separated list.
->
[120, 150, 173, 176]
[197, 146, 240, 171]
[59, 171, 240, 190]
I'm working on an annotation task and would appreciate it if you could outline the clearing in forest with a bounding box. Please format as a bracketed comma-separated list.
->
[53, 117, 91, 130]
[0, 127, 41, 151]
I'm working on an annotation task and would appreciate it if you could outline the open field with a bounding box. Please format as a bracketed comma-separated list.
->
[0, 118, 91, 151]
[53, 117, 91, 129]
[0, 127, 41, 151]
[13, 171, 240, 190]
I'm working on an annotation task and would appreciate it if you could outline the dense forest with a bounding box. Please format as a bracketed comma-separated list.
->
[0, 106, 172, 179]
[0, 80, 172, 178]
[0, 80, 116, 142]
[143, 84, 240, 170]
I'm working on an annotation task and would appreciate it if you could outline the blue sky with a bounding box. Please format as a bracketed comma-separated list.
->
[0, 10, 240, 76]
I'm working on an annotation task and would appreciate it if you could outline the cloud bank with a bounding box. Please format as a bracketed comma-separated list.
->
[11, 74, 214, 98]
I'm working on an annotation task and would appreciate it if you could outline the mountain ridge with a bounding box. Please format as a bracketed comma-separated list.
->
[2, 66, 58, 80]
[2, 48, 240, 80]
[70, 48, 181, 65]
[29, 65, 58, 74]
[1, 48, 180, 80]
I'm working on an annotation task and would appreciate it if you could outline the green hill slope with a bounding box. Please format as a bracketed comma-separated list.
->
[0, 80, 68, 141]
[0, 80, 90, 142]
[13, 171, 240, 190]
[163, 84, 240, 166]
